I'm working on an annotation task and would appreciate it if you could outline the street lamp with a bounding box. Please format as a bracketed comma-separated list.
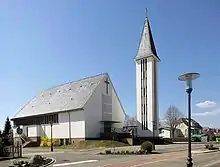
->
[178, 72, 200, 167]
[49, 121, 54, 152]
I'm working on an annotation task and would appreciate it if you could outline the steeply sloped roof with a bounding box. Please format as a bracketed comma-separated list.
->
[135, 17, 160, 61]
[12, 73, 107, 119]
[180, 118, 203, 129]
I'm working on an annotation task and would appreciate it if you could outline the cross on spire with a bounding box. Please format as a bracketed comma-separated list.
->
[104, 77, 110, 94]
[145, 8, 148, 18]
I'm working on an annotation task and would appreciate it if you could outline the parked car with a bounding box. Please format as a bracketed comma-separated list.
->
[191, 136, 201, 142]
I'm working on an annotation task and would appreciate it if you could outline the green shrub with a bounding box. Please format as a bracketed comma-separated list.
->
[105, 150, 111, 154]
[141, 141, 153, 153]
[204, 143, 216, 150]
[40, 137, 59, 147]
[0, 139, 4, 157]
[209, 144, 214, 149]
[13, 159, 30, 167]
[120, 150, 125, 154]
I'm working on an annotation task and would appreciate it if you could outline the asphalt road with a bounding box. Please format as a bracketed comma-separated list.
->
[47, 151, 220, 167]
[2, 143, 218, 167]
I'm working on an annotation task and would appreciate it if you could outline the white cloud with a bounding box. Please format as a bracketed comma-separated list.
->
[193, 110, 220, 116]
[196, 101, 216, 108]
[193, 107, 220, 128]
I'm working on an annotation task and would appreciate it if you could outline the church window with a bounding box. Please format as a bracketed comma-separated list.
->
[145, 59, 147, 71]
[45, 116, 49, 124]
[141, 60, 143, 73]
[49, 115, 53, 123]
[42, 114, 58, 125]
[53, 114, 58, 123]
[104, 78, 110, 94]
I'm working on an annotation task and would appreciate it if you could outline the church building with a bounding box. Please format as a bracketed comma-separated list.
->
[135, 16, 160, 138]
[11, 15, 160, 146]
[11, 73, 125, 146]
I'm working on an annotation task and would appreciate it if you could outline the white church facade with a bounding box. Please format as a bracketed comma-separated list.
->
[11, 73, 125, 146]
[135, 16, 160, 138]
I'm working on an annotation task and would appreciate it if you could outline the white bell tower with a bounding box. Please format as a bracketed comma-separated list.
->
[135, 16, 160, 137]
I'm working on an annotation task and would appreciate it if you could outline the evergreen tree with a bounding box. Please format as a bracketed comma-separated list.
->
[3, 117, 12, 136]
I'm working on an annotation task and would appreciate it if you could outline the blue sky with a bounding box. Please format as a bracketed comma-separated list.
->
[0, 0, 220, 129]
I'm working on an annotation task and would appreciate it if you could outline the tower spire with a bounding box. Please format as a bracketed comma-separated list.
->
[135, 15, 160, 138]
[135, 15, 160, 62]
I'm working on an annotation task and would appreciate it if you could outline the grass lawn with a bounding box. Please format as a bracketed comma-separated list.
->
[38, 140, 129, 150]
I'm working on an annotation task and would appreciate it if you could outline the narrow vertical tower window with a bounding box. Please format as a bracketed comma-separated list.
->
[104, 77, 110, 94]
[135, 16, 160, 137]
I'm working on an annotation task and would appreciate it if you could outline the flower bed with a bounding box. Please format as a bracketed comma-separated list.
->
[10, 155, 56, 167]
[98, 141, 160, 155]
[204, 143, 219, 150]
[99, 149, 160, 155]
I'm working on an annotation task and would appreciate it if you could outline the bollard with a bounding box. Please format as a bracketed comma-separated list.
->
[19, 145, 22, 158]
[12, 145, 14, 158]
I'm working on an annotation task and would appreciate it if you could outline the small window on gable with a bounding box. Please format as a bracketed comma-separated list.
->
[45, 116, 48, 124]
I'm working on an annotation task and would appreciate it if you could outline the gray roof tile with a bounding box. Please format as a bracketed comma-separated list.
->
[135, 17, 160, 61]
[12, 73, 107, 119]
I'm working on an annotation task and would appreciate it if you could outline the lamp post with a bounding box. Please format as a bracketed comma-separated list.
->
[178, 72, 200, 167]
[50, 121, 54, 152]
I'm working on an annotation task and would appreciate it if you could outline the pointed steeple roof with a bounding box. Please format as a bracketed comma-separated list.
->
[135, 17, 160, 61]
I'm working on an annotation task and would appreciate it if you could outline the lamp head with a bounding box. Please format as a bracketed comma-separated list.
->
[178, 72, 200, 89]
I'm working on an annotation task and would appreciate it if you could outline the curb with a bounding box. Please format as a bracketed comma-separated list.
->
[192, 149, 219, 154]
[41, 157, 56, 167]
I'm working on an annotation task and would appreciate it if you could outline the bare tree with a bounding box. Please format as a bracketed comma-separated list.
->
[164, 105, 183, 139]
[158, 120, 161, 128]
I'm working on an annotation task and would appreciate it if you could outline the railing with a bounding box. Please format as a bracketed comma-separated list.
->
[20, 134, 31, 142]
[1, 144, 22, 159]
[19, 134, 32, 147]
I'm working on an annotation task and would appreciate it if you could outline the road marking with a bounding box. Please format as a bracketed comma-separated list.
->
[102, 154, 184, 167]
[131, 155, 183, 167]
[23, 151, 64, 156]
[203, 160, 220, 167]
[53, 160, 98, 166]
